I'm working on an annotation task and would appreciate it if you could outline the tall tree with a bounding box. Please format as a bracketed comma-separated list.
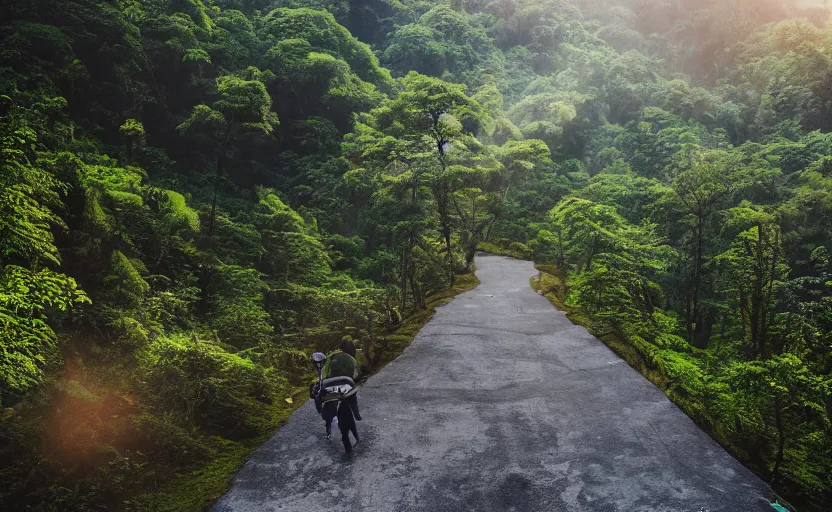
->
[350, 72, 483, 284]
[671, 149, 751, 348]
[177, 72, 278, 235]
[716, 205, 787, 358]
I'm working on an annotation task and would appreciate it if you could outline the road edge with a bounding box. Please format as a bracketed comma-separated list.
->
[529, 265, 791, 511]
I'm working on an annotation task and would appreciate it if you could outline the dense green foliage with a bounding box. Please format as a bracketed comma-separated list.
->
[0, 0, 830, 510]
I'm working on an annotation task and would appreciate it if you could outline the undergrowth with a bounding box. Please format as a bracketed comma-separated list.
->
[143, 271, 479, 510]
[476, 240, 532, 260]
[0, 273, 479, 512]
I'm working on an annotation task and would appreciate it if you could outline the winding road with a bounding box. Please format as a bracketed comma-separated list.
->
[212, 254, 773, 512]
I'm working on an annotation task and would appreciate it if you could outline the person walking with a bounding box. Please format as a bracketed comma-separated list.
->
[320, 337, 362, 444]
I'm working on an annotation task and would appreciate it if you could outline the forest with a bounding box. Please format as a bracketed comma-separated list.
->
[0, 0, 830, 510]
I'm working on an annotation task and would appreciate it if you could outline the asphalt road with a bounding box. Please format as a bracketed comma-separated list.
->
[212, 254, 773, 512]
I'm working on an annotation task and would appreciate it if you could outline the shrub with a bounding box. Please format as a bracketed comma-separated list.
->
[136, 334, 284, 438]
[509, 241, 532, 258]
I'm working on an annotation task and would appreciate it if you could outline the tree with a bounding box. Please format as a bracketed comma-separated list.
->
[716, 205, 788, 358]
[119, 118, 145, 165]
[459, 138, 551, 264]
[671, 149, 751, 348]
[381, 4, 503, 85]
[177, 72, 278, 235]
[253, 189, 331, 286]
[351, 72, 483, 284]
[0, 97, 89, 399]
[548, 197, 674, 325]
[730, 354, 829, 488]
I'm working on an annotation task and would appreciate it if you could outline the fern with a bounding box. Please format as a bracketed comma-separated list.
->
[163, 190, 200, 232]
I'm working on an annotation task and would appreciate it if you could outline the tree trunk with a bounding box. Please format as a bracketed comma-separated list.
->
[739, 285, 750, 353]
[761, 227, 780, 357]
[443, 221, 454, 286]
[747, 230, 765, 357]
[409, 260, 423, 309]
[399, 249, 408, 312]
[436, 182, 454, 286]
[584, 235, 597, 272]
[434, 131, 454, 286]
[465, 243, 477, 268]
[691, 217, 704, 346]
[695, 308, 716, 348]
[464, 220, 488, 268]
[485, 218, 496, 241]
[686, 293, 694, 343]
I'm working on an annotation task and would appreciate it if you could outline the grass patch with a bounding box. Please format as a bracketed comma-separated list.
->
[135, 438, 256, 512]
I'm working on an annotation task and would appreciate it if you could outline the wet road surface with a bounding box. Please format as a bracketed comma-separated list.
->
[212, 254, 773, 512]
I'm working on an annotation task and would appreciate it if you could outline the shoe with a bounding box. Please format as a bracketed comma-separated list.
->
[325, 425, 331, 439]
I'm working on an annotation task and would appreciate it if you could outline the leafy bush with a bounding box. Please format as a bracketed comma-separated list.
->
[137, 334, 284, 437]
[209, 265, 273, 348]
